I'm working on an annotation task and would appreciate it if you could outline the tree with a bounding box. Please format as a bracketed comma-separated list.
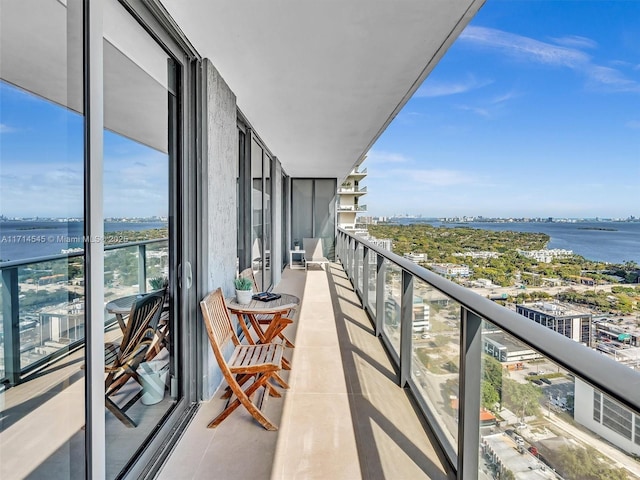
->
[501, 378, 542, 420]
[481, 381, 500, 411]
[556, 445, 629, 480]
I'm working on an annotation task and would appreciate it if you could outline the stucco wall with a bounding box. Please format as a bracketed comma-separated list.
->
[203, 59, 238, 398]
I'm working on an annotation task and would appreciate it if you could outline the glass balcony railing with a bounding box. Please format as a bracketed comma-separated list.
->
[0, 238, 168, 383]
[337, 186, 367, 194]
[337, 228, 640, 480]
[337, 204, 368, 212]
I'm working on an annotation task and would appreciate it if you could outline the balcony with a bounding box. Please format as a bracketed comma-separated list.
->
[337, 204, 367, 213]
[337, 186, 367, 195]
[158, 263, 454, 479]
[158, 229, 640, 479]
[3, 231, 640, 479]
[0, 239, 171, 479]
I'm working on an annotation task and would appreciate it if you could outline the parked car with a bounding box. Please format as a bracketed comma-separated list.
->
[540, 377, 551, 384]
[532, 379, 543, 385]
[528, 446, 539, 456]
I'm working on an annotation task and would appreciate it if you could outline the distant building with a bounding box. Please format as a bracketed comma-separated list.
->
[404, 252, 427, 263]
[337, 165, 367, 230]
[412, 296, 430, 333]
[453, 251, 500, 259]
[483, 331, 540, 363]
[516, 302, 592, 345]
[39, 300, 85, 345]
[516, 248, 573, 263]
[574, 377, 640, 456]
[431, 263, 470, 277]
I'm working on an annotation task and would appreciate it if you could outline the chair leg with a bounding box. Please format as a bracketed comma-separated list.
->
[208, 372, 278, 431]
[105, 396, 137, 428]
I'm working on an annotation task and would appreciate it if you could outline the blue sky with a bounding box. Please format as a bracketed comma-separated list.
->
[0, 82, 168, 218]
[365, 0, 640, 219]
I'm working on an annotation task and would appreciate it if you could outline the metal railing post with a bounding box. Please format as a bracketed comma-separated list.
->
[347, 237, 353, 280]
[458, 308, 482, 480]
[1, 267, 21, 385]
[353, 241, 360, 295]
[362, 246, 369, 312]
[138, 243, 147, 293]
[399, 270, 414, 387]
[375, 255, 385, 337]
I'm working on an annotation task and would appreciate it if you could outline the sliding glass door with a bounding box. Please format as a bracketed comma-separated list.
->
[103, 1, 181, 476]
[0, 1, 86, 477]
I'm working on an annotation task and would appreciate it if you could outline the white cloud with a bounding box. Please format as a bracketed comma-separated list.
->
[456, 104, 490, 118]
[389, 168, 476, 187]
[551, 35, 598, 50]
[365, 150, 410, 165]
[459, 26, 640, 93]
[585, 65, 640, 92]
[0, 123, 16, 133]
[460, 26, 589, 68]
[626, 120, 640, 129]
[416, 75, 492, 98]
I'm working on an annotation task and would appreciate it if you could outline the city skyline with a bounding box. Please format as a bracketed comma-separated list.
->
[365, 0, 640, 219]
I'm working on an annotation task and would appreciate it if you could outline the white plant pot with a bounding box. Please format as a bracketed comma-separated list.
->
[236, 289, 253, 305]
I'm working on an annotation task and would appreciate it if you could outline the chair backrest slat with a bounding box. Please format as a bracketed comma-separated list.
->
[200, 288, 238, 366]
[119, 290, 164, 357]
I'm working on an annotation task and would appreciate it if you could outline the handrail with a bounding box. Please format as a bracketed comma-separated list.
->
[0, 237, 168, 269]
[0, 237, 169, 385]
[338, 228, 640, 416]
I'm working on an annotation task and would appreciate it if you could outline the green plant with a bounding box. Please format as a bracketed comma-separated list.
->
[149, 276, 168, 290]
[234, 277, 253, 291]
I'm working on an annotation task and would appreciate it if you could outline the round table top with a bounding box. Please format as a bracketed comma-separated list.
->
[226, 292, 299, 313]
[105, 294, 140, 314]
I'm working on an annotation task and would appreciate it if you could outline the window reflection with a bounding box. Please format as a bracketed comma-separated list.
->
[0, 0, 86, 477]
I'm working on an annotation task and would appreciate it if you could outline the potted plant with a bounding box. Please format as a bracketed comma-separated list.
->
[149, 276, 168, 291]
[234, 277, 254, 305]
[293, 239, 300, 251]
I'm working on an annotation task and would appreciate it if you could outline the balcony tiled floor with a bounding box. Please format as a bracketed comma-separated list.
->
[158, 263, 454, 480]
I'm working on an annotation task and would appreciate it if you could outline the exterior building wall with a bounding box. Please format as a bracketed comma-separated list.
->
[574, 377, 640, 456]
[516, 304, 592, 345]
[338, 167, 366, 229]
[203, 59, 238, 397]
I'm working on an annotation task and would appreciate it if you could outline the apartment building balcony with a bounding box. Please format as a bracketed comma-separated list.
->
[349, 168, 367, 178]
[337, 204, 368, 213]
[160, 230, 640, 479]
[337, 186, 367, 195]
[2, 232, 640, 479]
[158, 264, 454, 480]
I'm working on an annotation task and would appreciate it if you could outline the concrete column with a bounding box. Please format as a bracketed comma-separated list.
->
[202, 59, 238, 397]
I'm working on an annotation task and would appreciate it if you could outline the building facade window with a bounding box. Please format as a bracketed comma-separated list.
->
[602, 396, 633, 440]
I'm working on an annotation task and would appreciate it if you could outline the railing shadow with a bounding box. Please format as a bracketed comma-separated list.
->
[326, 263, 455, 479]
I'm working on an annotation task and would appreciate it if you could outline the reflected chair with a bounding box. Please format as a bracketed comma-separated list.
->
[105, 289, 165, 427]
[200, 288, 284, 430]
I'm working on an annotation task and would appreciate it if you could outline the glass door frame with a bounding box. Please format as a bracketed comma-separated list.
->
[84, 1, 201, 478]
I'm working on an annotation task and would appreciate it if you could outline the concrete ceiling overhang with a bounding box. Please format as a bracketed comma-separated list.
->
[162, 0, 485, 179]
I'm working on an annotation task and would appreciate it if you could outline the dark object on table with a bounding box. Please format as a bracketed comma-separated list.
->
[252, 292, 281, 302]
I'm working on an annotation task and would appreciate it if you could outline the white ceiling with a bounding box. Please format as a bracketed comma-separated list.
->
[161, 0, 485, 180]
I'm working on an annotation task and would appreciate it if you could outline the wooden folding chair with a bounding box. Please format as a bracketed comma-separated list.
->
[105, 290, 165, 427]
[200, 288, 284, 431]
[238, 267, 296, 349]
